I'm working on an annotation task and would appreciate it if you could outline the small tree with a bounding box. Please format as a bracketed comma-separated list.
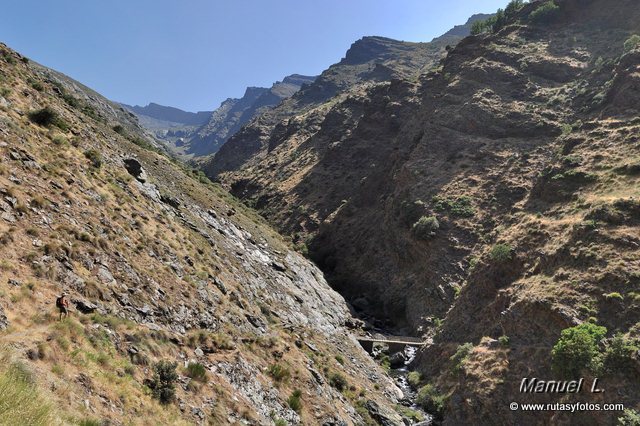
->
[551, 323, 607, 378]
[147, 361, 178, 405]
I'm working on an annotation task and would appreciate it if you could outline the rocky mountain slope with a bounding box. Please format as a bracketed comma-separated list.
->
[0, 44, 406, 425]
[202, 0, 640, 424]
[203, 15, 490, 180]
[127, 75, 315, 160]
[203, 13, 489, 327]
[186, 75, 316, 158]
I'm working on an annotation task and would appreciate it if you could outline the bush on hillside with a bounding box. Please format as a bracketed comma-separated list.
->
[471, 0, 525, 35]
[287, 389, 303, 413]
[146, 361, 178, 404]
[268, 363, 291, 382]
[529, 1, 560, 24]
[623, 34, 640, 53]
[618, 409, 640, 426]
[551, 323, 607, 378]
[450, 342, 473, 372]
[412, 215, 439, 239]
[432, 195, 475, 217]
[29, 106, 68, 130]
[185, 362, 208, 383]
[489, 243, 512, 262]
[329, 372, 348, 391]
[416, 384, 447, 420]
[84, 150, 102, 168]
[603, 333, 639, 373]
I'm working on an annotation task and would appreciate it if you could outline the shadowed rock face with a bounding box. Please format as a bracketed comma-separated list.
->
[203, 1, 640, 424]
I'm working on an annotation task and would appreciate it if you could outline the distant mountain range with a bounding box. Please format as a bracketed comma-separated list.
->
[121, 74, 315, 158]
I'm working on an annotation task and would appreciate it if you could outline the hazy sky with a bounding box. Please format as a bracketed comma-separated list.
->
[1, 0, 506, 111]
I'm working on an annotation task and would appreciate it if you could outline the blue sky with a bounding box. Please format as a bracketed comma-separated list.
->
[1, 0, 507, 112]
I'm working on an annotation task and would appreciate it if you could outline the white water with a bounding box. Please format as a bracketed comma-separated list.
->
[388, 346, 433, 424]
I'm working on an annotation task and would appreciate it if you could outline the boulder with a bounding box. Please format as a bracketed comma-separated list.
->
[74, 298, 98, 314]
[363, 400, 404, 426]
[123, 158, 148, 183]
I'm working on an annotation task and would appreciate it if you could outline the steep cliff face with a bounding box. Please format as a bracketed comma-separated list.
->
[204, 15, 490, 329]
[0, 44, 404, 425]
[203, 1, 640, 423]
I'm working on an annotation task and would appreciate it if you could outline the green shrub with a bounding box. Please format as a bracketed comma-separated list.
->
[471, 0, 524, 35]
[618, 409, 640, 426]
[529, 1, 560, 23]
[489, 243, 512, 262]
[498, 335, 510, 347]
[287, 389, 302, 413]
[146, 361, 178, 405]
[395, 405, 425, 423]
[268, 364, 291, 382]
[603, 334, 639, 373]
[432, 195, 474, 217]
[61, 93, 80, 108]
[185, 362, 208, 383]
[29, 107, 68, 130]
[416, 384, 446, 420]
[329, 372, 348, 391]
[551, 323, 607, 378]
[113, 124, 126, 135]
[450, 343, 473, 372]
[412, 216, 439, 239]
[604, 292, 624, 301]
[51, 134, 67, 146]
[29, 80, 44, 91]
[335, 355, 344, 365]
[407, 371, 421, 388]
[623, 35, 640, 53]
[0, 362, 54, 425]
[84, 150, 102, 168]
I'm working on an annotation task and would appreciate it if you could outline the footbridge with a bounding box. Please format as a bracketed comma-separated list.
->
[356, 335, 426, 354]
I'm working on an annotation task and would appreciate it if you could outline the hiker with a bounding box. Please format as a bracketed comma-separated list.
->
[56, 292, 69, 320]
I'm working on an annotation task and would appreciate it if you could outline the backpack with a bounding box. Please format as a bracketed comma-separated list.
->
[56, 296, 64, 308]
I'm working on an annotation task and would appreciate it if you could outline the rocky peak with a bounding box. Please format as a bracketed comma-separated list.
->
[341, 36, 422, 65]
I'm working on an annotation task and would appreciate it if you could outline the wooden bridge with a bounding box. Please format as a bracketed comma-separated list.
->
[356, 335, 427, 354]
